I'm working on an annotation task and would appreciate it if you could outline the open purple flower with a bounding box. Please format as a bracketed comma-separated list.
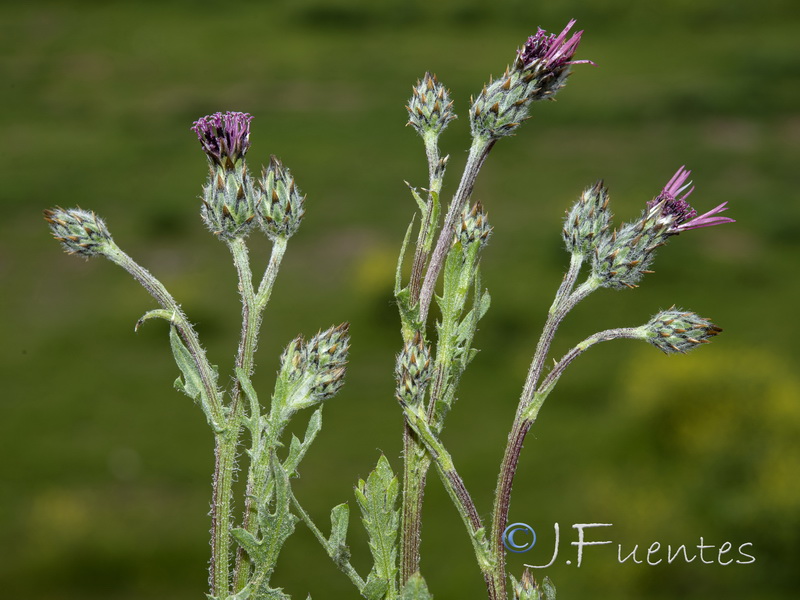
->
[519, 19, 593, 70]
[191, 111, 253, 168]
[647, 166, 735, 233]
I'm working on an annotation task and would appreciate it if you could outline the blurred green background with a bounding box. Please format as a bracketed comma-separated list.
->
[2, 0, 799, 598]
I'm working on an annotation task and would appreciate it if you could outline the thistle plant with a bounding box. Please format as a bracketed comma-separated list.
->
[45, 20, 733, 600]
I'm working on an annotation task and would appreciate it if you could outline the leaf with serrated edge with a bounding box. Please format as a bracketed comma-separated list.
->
[355, 455, 399, 600]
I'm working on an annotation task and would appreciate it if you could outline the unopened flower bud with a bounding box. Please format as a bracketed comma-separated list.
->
[395, 331, 432, 406]
[306, 323, 350, 402]
[406, 72, 457, 138]
[640, 309, 722, 354]
[456, 201, 492, 250]
[44, 207, 114, 258]
[280, 323, 350, 412]
[199, 166, 257, 239]
[510, 569, 545, 600]
[563, 181, 611, 255]
[278, 335, 307, 385]
[471, 20, 591, 140]
[257, 156, 306, 240]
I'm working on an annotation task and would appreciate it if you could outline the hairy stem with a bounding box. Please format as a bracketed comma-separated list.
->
[106, 245, 223, 425]
[490, 262, 598, 597]
[400, 423, 429, 583]
[418, 135, 494, 323]
[402, 405, 498, 599]
[289, 491, 367, 592]
[210, 428, 240, 596]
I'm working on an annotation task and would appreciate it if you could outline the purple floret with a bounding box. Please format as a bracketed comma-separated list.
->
[192, 111, 253, 167]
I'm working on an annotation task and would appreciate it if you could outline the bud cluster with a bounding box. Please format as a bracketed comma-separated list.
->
[406, 72, 457, 138]
[44, 207, 114, 258]
[257, 156, 306, 241]
[193, 112, 258, 239]
[510, 570, 555, 600]
[641, 309, 722, 354]
[471, 20, 589, 140]
[456, 201, 492, 250]
[395, 331, 432, 407]
[562, 180, 611, 255]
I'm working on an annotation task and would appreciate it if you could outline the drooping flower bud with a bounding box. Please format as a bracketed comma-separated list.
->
[44, 207, 114, 258]
[256, 156, 306, 241]
[395, 331, 432, 407]
[456, 201, 492, 250]
[471, 20, 592, 140]
[193, 112, 258, 240]
[406, 72, 457, 138]
[639, 309, 722, 354]
[563, 180, 611, 255]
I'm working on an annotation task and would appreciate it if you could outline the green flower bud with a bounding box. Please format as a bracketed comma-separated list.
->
[395, 331, 432, 407]
[406, 72, 457, 138]
[641, 309, 722, 354]
[456, 201, 492, 250]
[200, 167, 257, 240]
[306, 323, 350, 401]
[563, 181, 611, 255]
[44, 207, 114, 258]
[256, 156, 306, 241]
[279, 323, 350, 413]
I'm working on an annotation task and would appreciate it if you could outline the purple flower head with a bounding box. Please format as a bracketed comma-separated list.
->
[519, 19, 593, 70]
[191, 111, 253, 168]
[647, 166, 735, 233]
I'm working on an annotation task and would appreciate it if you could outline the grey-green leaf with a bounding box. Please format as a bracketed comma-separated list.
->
[356, 455, 400, 600]
[170, 325, 204, 403]
[328, 502, 350, 563]
[399, 573, 433, 600]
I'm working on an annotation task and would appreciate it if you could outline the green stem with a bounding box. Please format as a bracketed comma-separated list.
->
[490, 262, 598, 599]
[256, 236, 288, 311]
[106, 245, 223, 426]
[211, 427, 240, 597]
[289, 492, 367, 592]
[418, 135, 494, 324]
[400, 423, 429, 584]
[402, 405, 498, 600]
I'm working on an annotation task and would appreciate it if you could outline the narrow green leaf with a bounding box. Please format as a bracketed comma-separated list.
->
[134, 308, 173, 332]
[328, 502, 351, 563]
[395, 219, 416, 296]
[283, 408, 322, 476]
[408, 184, 427, 214]
[399, 573, 433, 600]
[170, 325, 204, 404]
